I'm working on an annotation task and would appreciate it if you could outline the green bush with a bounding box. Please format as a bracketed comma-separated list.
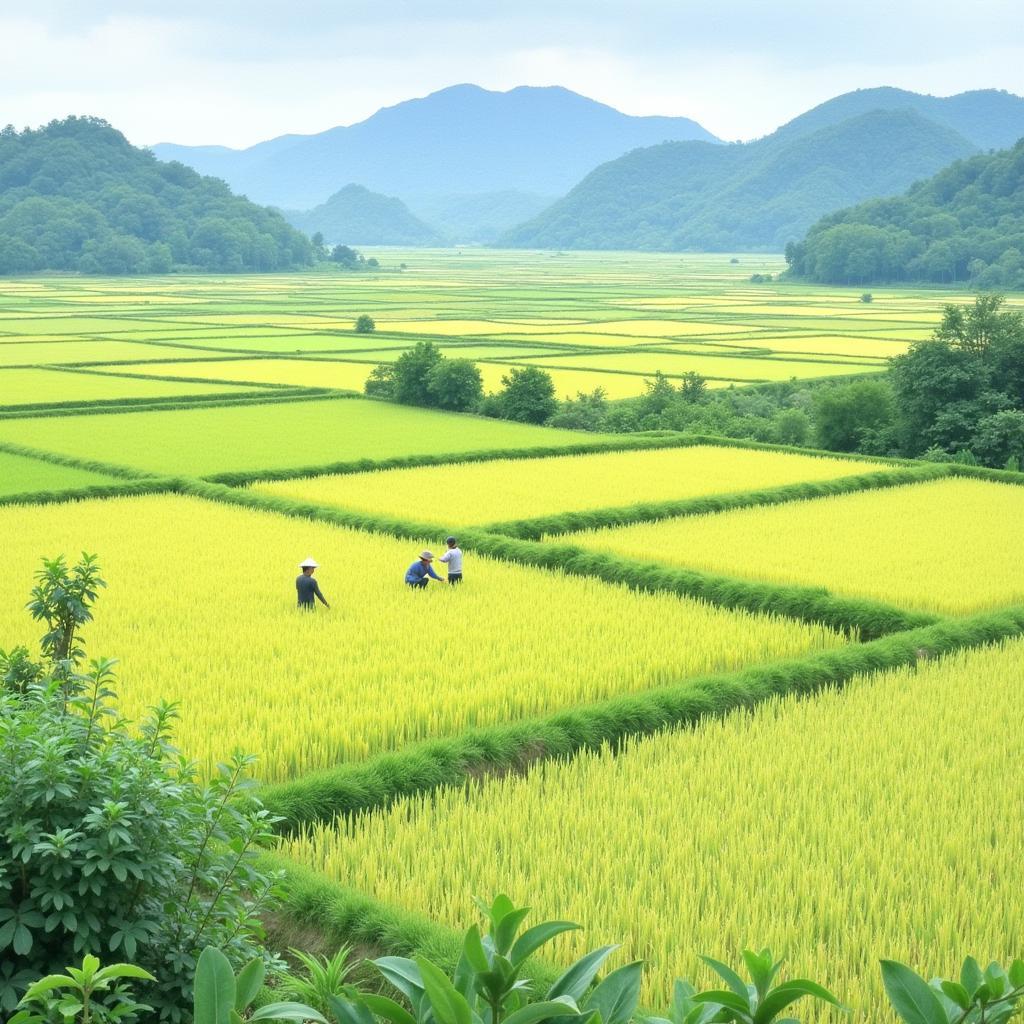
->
[0, 557, 283, 1020]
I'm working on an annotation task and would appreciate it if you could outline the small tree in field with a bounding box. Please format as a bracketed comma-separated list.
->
[426, 358, 483, 412]
[494, 366, 558, 423]
[354, 314, 376, 334]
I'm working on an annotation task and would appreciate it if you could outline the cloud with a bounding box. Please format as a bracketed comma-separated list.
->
[1, 3, 1022, 146]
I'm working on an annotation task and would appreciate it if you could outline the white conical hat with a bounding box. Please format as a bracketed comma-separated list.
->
[299, 557, 319, 568]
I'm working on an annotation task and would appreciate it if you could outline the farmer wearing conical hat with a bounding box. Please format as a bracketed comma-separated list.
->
[404, 550, 443, 589]
[296, 557, 330, 610]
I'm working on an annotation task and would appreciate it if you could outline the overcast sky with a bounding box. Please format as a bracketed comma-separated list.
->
[2, 1, 1023, 148]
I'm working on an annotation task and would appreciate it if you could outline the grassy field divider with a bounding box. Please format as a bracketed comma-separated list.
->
[0, 439, 152, 480]
[0, 389, 353, 421]
[206, 431, 911, 486]
[0, 476, 185, 508]
[485, 464, 949, 539]
[188, 478, 933, 637]
[256, 606, 1024, 831]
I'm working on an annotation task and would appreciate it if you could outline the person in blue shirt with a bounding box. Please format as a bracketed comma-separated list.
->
[405, 550, 443, 588]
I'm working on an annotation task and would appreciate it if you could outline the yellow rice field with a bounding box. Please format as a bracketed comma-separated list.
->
[253, 445, 886, 529]
[561, 477, 1024, 615]
[283, 637, 1024, 1021]
[0, 494, 845, 780]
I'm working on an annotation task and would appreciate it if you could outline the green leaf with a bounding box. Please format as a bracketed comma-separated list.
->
[548, 946, 618, 1002]
[698, 958, 750, 1003]
[234, 959, 265, 1013]
[511, 922, 581, 968]
[880, 961, 948, 1024]
[249, 1001, 328, 1022]
[584, 962, 645, 1024]
[328, 995, 374, 1024]
[20, 975, 74, 1002]
[463, 924, 491, 973]
[752, 980, 845, 1024]
[416, 957, 472, 1024]
[362, 993, 418, 1024]
[961, 959, 984, 997]
[1009, 960, 1024, 990]
[193, 947, 236, 1024]
[93, 964, 157, 985]
[690, 990, 751, 1014]
[503, 1000, 585, 1024]
[494, 908, 532, 956]
[374, 957, 425, 1006]
[939, 982, 970, 1011]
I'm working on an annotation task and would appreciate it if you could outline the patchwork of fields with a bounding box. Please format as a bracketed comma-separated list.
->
[2, 252, 1022, 1023]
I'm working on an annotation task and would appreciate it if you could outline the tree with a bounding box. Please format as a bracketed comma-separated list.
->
[354, 314, 376, 334]
[391, 341, 444, 406]
[677, 371, 708, 403]
[549, 388, 609, 431]
[773, 407, 812, 445]
[973, 410, 1024, 467]
[812, 380, 895, 452]
[637, 372, 678, 419]
[363, 363, 396, 399]
[493, 366, 558, 424]
[426, 358, 483, 412]
[934, 293, 1024, 356]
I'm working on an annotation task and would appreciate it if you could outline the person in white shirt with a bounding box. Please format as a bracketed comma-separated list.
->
[438, 536, 463, 585]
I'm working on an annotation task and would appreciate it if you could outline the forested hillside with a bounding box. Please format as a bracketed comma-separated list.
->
[284, 184, 444, 245]
[786, 139, 1024, 286]
[0, 117, 312, 274]
[500, 109, 977, 251]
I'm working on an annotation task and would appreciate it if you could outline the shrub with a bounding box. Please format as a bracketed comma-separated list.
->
[0, 556, 284, 1020]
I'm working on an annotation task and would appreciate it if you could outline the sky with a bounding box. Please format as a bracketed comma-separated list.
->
[2, 0, 1023, 148]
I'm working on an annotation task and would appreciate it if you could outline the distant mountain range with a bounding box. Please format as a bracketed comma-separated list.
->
[500, 88, 1024, 251]
[153, 84, 718, 211]
[283, 184, 444, 246]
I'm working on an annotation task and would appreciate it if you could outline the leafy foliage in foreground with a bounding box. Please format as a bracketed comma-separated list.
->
[0, 555, 282, 1020]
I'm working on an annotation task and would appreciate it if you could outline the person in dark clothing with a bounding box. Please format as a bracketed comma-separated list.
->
[296, 557, 329, 609]
[405, 550, 443, 588]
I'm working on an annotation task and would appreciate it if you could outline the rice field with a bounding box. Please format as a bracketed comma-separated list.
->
[0, 450, 119, 496]
[3, 251, 1008, 403]
[252, 445, 885, 529]
[0, 366, 274, 407]
[561, 477, 1024, 614]
[284, 637, 1024, 1021]
[0, 396, 610, 475]
[2, 253, 1022, 1007]
[0, 493, 845, 780]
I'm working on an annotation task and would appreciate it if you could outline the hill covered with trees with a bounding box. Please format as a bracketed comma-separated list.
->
[499, 89, 1024, 252]
[500, 108, 980, 251]
[785, 139, 1024, 287]
[0, 117, 312, 274]
[284, 184, 444, 245]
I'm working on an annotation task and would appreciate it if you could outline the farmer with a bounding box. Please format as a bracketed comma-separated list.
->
[405, 550, 443, 588]
[296, 557, 330, 610]
[438, 535, 463, 585]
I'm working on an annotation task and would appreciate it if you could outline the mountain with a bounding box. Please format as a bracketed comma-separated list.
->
[770, 87, 1024, 151]
[404, 191, 556, 244]
[151, 84, 719, 209]
[499, 87, 1024, 252]
[786, 138, 1024, 287]
[0, 117, 311, 275]
[284, 184, 445, 245]
[500, 107, 980, 251]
